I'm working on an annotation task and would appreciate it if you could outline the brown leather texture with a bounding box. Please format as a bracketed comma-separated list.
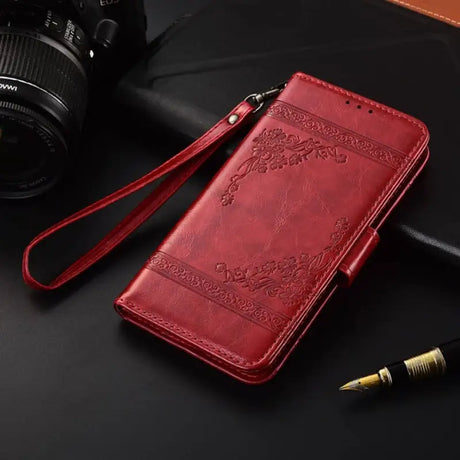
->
[115, 72, 430, 384]
[387, 0, 460, 27]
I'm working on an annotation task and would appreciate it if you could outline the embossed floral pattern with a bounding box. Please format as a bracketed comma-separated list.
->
[221, 128, 347, 206]
[146, 252, 290, 334]
[215, 217, 350, 308]
[267, 101, 406, 169]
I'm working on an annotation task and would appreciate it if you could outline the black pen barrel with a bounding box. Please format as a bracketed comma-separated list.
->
[382, 343, 454, 386]
[341, 340, 460, 391]
[440, 339, 460, 369]
[384, 362, 408, 385]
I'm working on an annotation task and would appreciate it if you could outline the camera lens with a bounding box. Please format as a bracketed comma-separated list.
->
[0, 6, 90, 198]
[0, 123, 45, 181]
[0, 102, 67, 198]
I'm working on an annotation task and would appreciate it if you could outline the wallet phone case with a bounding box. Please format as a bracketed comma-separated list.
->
[116, 0, 460, 265]
[114, 72, 429, 384]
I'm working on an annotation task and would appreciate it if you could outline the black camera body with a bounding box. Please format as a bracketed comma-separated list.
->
[0, 0, 146, 198]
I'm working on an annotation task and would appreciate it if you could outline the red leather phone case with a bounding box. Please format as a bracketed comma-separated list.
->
[114, 72, 429, 384]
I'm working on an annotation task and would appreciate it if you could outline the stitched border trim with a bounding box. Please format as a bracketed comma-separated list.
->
[146, 251, 290, 334]
[388, 0, 459, 27]
[120, 73, 428, 368]
[116, 300, 248, 366]
[267, 101, 408, 169]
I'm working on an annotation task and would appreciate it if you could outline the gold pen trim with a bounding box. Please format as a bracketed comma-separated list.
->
[378, 367, 392, 387]
[404, 347, 447, 382]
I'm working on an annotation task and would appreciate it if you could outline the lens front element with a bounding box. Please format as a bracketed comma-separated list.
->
[0, 104, 68, 199]
[0, 5, 89, 198]
[0, 122, 47, 182]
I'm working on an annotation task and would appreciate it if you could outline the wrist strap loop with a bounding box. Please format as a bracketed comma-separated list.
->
[22, 101, 254, 291]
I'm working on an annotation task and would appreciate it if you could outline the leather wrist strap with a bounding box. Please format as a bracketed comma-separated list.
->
[23, 101, 254, 291]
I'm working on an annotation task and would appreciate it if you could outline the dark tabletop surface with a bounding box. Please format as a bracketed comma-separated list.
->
[1, 2, 460, 459]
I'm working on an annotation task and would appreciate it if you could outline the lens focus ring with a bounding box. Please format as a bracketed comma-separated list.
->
[0, 32, 88, 127]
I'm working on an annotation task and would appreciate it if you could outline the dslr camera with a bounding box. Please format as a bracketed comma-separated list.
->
[0, 0, 146, 198]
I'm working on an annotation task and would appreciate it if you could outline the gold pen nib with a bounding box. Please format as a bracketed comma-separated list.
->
[339, 373, 382, 392]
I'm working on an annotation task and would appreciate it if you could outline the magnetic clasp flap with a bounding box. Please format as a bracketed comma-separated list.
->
[339, 228, 379, 286]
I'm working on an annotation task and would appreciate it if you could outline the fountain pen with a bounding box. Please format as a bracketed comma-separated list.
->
[340, 338, 460, 392]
